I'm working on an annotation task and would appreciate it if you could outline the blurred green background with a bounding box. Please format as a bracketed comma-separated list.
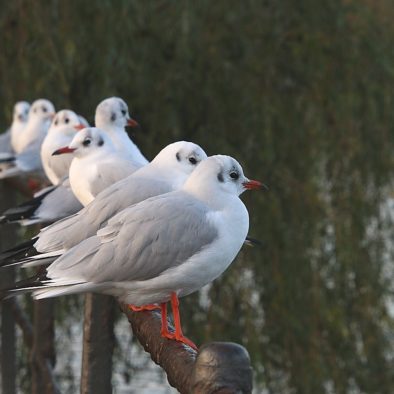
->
[1, 1, 394, 392]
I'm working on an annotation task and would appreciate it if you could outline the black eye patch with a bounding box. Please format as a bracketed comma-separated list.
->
[217, 172, 224, 182]
[98, 139, 104, 147]
[176, 152, 181, 162]
[111, 112, 116, 121]
[83, 139, 91, 147]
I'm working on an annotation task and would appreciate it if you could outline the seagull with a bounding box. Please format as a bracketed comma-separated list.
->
[0, 99, 55, 179]
[1, 141, 207, 266]
[41, 109, 82, 185]
[0, 110, 85, 225]
[52, 127, 142, 206]
[10, 101, 31, 154]
[0, 101, 30, 161]
[0, 101, 30, 157]
[2, 155, 263, 349]
[95, 97, 148, 165]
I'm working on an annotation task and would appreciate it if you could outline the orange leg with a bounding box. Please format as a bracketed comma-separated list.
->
[160, 302, 171, 337]
[161, 292, 197, 350]
[128, 303, 160, 312]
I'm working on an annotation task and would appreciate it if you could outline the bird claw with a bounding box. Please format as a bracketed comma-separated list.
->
[161, 331, 198, 351]
[128, 303, 160, 312]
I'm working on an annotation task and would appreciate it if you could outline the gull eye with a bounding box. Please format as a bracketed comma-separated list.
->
[230, 171, 239, 180]
[189, 157, 197, 165]
[83, 138, 92, 147]
[121, 109, 126, 116]
[42, 106, 48, 113]
[111, 112, 116, 121]
[54, 120, 58, 126]
[65, 118, 70, 124]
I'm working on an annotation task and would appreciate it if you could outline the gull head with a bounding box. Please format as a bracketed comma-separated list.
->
[50, 110, 81, 137]
[13, 101, 30, 123]
[152, 141, 207, 179]
[29, 99, 55, 122]
[184, 155, 263, 197]
[95, 97, 137, 130]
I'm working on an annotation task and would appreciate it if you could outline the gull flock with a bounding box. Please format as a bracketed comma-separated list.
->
[0, 97, 263, 350]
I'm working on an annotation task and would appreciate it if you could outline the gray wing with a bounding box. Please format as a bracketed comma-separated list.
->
[0, 129, 12, 153]
[47, 192, 218, 283]
[32, 181, 83, 223]
[16, 140, 43, 172]
[36, 176, 172, 252]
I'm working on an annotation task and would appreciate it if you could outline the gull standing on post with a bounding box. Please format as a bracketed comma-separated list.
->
[2, 155, 263, 349]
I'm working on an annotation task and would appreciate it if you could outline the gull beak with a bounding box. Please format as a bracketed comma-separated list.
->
[52, 146, 76, 156]
[126, 117, 139, 128]
[242, 179, 268, 190]
[74, 124, 86, 131]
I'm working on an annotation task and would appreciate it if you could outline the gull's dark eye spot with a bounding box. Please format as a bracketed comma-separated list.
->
[217, 172, 224, 182]
[98, 139, 104, 147]
[189, 157, 197, 165]
[176, 152, 181, 162]
[121, 109, 126, 116]
[42, 106, 48, 113]
[54, 120, 58, 126]
[111, 112, 116, 122]
[65, 118, 70, 124]
[33, 108, 37, 113]
[83, 138, 92, 147]
[230, 171, 239, 180]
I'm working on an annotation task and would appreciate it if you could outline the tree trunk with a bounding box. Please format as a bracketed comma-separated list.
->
[31, 299, 56, 394]
[80, 293, 115, 394]
[0, 183, 17, 394]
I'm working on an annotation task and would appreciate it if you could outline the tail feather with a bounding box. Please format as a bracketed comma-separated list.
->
[0, 238, 38, 267]
[0, 269, 47, 301]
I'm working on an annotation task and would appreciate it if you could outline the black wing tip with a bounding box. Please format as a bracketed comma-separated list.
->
[244, 236, 263, 247]
[0, 238, 38, 267]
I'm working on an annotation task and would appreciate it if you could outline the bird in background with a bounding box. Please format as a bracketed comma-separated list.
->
[0, 97, 147, 225]
[52, 127, 142, 206]
[94, 96, 148, 165]
[0, 99, 55, 180]
[0, 101, 30, 157]
[2, 155, 263, 350]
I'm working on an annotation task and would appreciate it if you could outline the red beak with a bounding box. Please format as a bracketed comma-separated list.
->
[74, 124, 86, 131]
[242, 179, 267, 190]
[52, 146, 76, 156]
[127, 118, 139, 128]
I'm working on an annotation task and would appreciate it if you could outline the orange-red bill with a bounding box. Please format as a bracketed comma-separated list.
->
[242, 179, 267, 190]
[74, 124, 86, 131]
[52, 146, 76, 156]
[127, 118, 139, 127]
